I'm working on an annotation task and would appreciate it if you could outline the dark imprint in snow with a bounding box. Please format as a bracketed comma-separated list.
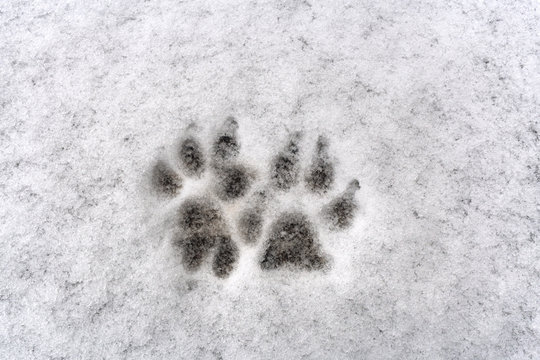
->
[151, 117, 361, 278]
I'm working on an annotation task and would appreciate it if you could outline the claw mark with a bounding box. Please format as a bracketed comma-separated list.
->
[261, 212, 327, 270]
[178, 136, 205, 177]
[152, 160, 182, 195]
[270, 132, 303, 191]
[238, 189, 268, 244]
[212, 116, 240, 162]
[305, 136, 335, 193]
[323, 179, 361, 230]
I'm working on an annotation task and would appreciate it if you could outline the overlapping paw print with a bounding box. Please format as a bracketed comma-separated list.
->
[151, 117, 361, 278]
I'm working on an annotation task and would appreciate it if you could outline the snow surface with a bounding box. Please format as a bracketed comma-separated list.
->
[1, 0, 539, 359]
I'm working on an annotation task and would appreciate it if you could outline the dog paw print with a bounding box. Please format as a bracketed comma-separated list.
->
[151, 117, 361, 278]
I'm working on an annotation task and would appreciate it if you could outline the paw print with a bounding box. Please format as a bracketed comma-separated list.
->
[151, 117, 361, 278]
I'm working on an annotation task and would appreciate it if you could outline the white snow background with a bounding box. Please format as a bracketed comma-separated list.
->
[1, 0, 539, 359]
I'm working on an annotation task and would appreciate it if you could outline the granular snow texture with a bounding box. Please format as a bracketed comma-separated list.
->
[1, 1, 539, 359]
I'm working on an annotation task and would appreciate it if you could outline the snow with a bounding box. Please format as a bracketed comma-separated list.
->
[1, 0, 539, 359]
